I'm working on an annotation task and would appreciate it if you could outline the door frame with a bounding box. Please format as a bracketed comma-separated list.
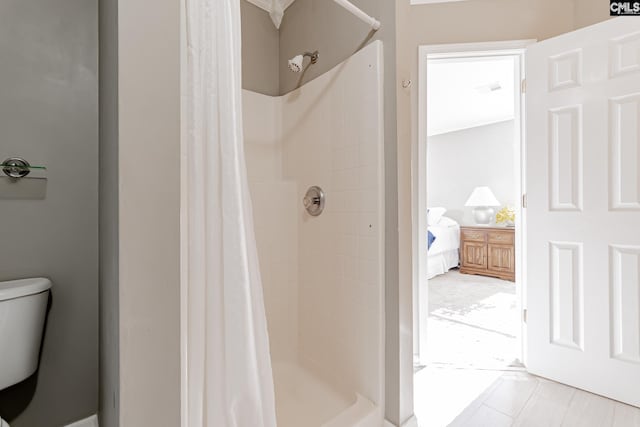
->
[414, 40, 535, 366]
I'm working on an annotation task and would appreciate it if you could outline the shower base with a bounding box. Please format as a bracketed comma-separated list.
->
[272, 362, 380, 427]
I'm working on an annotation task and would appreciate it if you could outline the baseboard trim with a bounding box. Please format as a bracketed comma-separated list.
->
[384, 415, 419, 427]
[65, 414, 99, 427]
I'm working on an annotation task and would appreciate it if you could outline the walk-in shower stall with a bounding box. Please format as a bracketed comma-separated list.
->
[243, 41, 385, 426]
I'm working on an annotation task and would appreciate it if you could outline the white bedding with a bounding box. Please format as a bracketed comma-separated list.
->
[428, 222, 460, 256]
[427, 250, 460, 280]
[427, 219, 460, 279]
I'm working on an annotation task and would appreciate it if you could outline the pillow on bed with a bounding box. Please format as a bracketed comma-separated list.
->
[436, 216, 458, 227]
[427, 207, 447, 225]
[428, 230, 436, 250]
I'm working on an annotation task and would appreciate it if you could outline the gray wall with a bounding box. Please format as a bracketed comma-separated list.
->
[241, 0, 280, 96]
[279, 0, 392, 95]
[277, 0, 400, 423]
[0, 0, 99, 426]
[98, 0, 119, 426]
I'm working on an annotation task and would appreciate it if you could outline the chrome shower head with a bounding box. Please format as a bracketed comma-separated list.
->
[288, 55, 304, 73]
[287, 51, 319, 73]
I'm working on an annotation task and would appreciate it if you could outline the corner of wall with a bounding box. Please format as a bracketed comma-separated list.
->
[98, 0, 120, 425]
[240, 0, 280, 96]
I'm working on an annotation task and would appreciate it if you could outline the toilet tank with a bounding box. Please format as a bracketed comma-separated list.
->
[0, 278, 51, 391]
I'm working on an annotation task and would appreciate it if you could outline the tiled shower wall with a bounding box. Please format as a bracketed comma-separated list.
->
[243, 41, 384, 406]
[243, 90, 299, 363]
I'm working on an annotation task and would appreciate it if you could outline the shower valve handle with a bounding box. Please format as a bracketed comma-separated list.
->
[303, 186, 325, 216]
[303, 195, 321, 208]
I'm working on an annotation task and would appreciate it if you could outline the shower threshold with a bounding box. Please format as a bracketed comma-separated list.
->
[272, 362, 380, 427]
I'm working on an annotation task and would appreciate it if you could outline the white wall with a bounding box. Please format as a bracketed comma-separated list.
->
[243, 41, 385, 409]
[427, 120, 516, 224]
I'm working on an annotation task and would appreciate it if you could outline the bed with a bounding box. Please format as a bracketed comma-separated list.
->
[427, 209, 460, 280]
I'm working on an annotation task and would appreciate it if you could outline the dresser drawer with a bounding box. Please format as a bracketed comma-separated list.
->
[461, 228, 486, 242]
[488, 230, 514, 245]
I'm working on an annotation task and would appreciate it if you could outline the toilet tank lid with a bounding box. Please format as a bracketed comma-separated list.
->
[0, 277, 52, 301]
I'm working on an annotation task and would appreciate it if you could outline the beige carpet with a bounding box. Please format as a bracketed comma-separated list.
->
[425, 269, 520, 368]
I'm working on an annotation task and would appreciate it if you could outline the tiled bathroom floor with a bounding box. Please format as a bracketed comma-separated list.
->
[414, 367, 640, 427]
[416, 270, 640, 426]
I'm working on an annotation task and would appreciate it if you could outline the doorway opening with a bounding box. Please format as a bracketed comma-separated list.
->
[412, 40, 531, 427]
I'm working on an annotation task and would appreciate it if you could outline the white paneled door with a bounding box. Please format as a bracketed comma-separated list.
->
[526, 17, 640, 407]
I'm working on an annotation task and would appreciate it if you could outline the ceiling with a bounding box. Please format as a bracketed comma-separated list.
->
[427, 56, 516, 136]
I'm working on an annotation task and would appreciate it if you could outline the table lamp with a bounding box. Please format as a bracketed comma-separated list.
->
[465, 186, 500, 225]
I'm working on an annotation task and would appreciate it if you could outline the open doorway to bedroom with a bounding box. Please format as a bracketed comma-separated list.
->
[423, 53, 521, 368]
[413, 41, 528, 426]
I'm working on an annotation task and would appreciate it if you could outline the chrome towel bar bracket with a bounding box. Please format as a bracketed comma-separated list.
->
[1, 157, 46, 179]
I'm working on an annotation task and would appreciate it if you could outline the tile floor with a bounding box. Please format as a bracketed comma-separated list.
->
[416, 270, 640, 426]
[414, 367, 640, 427]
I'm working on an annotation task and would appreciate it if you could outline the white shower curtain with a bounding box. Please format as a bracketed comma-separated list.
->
[184, 0, 277, 426]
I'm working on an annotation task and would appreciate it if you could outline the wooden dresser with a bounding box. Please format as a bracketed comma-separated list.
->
[459, 226, 515, 282]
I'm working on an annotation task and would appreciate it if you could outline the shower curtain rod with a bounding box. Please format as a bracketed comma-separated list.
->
[333, 0, 381, 31]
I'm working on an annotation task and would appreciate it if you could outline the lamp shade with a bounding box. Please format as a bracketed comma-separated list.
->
[465, 186, 500, 207]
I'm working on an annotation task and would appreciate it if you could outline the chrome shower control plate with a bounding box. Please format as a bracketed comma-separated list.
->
[303, 186, 325, 216]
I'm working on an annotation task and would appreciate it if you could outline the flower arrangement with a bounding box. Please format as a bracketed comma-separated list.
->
[495, 206, 515, 226]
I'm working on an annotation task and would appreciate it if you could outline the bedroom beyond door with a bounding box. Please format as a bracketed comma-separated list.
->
[415, 45, 526, 369]
[412, 42, 528, 426]
[412, 19, 640, 427]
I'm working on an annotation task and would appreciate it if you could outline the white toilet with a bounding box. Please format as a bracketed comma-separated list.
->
[0, 278, 52, 427]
